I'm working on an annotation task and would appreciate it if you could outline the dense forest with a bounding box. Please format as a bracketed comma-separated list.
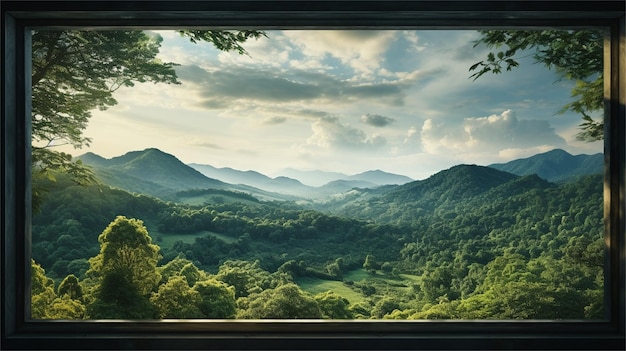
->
[31, 154, 604, 320]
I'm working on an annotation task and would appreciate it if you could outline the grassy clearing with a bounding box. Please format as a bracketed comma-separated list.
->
[154, 230, 238, 249]
[399, 273, 421, 285]
[296, 276, 367, 304]
[343, 269, 371, 282]
[297, 268, 421, 305]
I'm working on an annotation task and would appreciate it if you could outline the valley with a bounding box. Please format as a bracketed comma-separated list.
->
[31, 147, 605, 320]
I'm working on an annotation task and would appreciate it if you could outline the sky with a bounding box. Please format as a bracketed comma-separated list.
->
[60, 30, 603, 180]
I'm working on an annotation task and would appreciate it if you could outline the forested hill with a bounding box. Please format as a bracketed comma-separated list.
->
[32, 160, 603, 320]
[384, 165, 519, 204]
[79, 148, 415, 202]
[488, 148, 602, 182]
[318, 164, 553, 222]
[77, 148, 225, 197]
[76, 148, 299, 202]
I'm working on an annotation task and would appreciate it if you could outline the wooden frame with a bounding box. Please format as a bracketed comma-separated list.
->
[2, 1, 625, 349]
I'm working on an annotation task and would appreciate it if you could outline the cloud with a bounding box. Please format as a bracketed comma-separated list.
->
[284, 30, 398, 76]
[175, 64, 408, 108]
[191, 141, 223, 150]
[177, 65, 321, 103]
[420, 110, 566, 156]
[361, 113, 395, 127]
[306, 117, 387, 150]
[404, 126, 419, 144]
[262, 116, 287, 125]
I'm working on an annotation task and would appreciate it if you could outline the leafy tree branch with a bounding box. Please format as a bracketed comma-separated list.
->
[469, 29, 604, 141]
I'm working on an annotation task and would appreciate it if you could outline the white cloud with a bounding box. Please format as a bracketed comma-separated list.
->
[284, 30, 398, 77]
[421, 110, 567, 158]
[305, 117, 386, 150]
[404, 126, 419, 144]
[67, 30, 602, 179]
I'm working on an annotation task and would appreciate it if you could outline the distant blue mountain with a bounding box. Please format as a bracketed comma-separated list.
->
[347, 169, 413, 185]
[190, 164, 413, 197]
[275, 168, 351, 187]
[275, 168, 413, 188]
[188, 163, 314, 197]
[488, 149, 602, 182]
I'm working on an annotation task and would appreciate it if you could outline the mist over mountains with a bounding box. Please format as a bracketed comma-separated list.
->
[77, 148, 414, 202]
[76, 147, 602, 205]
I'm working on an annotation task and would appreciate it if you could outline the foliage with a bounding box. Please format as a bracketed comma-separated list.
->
[32, 261, 86, 319]
[57, 274, 83, 300]
[469, 29, 604, 141]
[86, 269, 158, 319]
[87, 216, 161, 295]
[31, 260, 57, 319]
[32, 166, 604, 320]
[45, 295, 86, 319]
[314, 291, 353, 319]
[238, 283, 322, 319]
[150, 276, 203, 318]
[32, 174, 167, 278]
[193, 279, 237, 318]
[363, 254, 380, 273]
[215, 260, 277, 298]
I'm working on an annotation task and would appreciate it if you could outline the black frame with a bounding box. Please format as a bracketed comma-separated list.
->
[2, 1, 625, 350]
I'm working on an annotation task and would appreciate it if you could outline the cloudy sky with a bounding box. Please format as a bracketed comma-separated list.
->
[65, 30, 602, 180]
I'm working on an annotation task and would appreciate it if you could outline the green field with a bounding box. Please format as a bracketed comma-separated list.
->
[154, 230, 238, 249]
[296, 276, 367, 304]
[297, 269, 421, 305]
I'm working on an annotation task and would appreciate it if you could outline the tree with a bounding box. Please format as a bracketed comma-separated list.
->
[363, 254, 379, 273]
[193, 279, 237, 318]
[31, 29, 265, 210]
[157, 255, 208, 287]
[31, 260, 86, 319]
[469, 29, 604, 141]
[57, 274, 83, 301]
[31, 259, 57, 319]
[87, 269, 158, 319]
[371, 297, 402, 319]
[85, 216, 162, 318]
[150, 276, 203, 318]
[215, 260, 274, 298]
[314, 291, 352, 319]
[238, 283, 322, 319]
[87, 216, 161, 295]
[45, 295, 86, 319]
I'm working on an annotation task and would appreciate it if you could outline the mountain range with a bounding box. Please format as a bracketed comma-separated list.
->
[272, 168, 414, 187]
[76, 148, 413, 201]
[76, 147, 602, 204]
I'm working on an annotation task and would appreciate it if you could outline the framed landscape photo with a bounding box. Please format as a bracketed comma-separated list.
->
[2, 1, 625, 350]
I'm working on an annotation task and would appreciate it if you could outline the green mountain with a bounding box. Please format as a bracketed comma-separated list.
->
[77, 148, 227, 199]
[488, 148, 602, 182]
[384, 165, 518, 204]
[323, 165, 523, 221]
[32, 155, 603, 320]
